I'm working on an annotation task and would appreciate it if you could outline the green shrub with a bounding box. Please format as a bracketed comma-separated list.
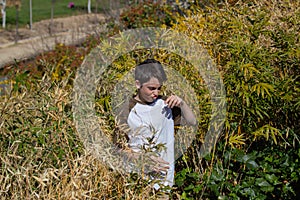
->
[172, 0, 300, 199]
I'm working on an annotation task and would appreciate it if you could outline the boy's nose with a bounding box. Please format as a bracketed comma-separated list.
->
[153, 90, 159, 95]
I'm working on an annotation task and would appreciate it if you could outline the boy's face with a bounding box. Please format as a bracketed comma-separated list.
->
[136, 77, 162, 103]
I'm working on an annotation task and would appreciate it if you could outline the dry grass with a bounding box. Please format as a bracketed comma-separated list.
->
[0, 65, 168, 199]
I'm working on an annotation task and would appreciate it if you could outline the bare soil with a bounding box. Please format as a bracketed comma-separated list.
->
[0, 13, 108, 46]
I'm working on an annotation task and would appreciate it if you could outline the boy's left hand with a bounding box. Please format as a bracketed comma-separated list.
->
[165, 95, 183, 108]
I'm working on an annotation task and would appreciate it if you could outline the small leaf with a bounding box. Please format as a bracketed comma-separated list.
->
[265, 174, 280, 185]
[256, 178, 270, 187]
[184, 184, 194, 191]
[246, 160, 259, 169]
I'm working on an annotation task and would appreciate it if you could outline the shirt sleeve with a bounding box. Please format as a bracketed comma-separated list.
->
[172, 106, 182, 126]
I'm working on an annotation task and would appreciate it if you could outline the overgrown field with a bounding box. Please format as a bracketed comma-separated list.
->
[0, 0, 299, 199]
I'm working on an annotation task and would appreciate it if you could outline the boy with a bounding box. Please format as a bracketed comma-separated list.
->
[119, 58, 196, 192]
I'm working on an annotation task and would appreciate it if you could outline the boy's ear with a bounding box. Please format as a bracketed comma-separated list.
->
[135, 80, 141, 89]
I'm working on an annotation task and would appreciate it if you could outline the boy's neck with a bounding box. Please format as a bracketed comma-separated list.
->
[134, 94, 155, 105]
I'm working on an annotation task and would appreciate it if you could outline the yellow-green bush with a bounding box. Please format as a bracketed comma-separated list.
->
[171, 0, 300, 199]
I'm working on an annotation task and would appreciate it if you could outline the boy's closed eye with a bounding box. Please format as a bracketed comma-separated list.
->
[147, 86, 162, 91]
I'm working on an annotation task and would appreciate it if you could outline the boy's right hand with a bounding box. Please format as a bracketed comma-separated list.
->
[165, 94, 183, 108]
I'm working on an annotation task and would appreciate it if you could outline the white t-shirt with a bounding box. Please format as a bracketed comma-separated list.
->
[126, 96, 181, 187]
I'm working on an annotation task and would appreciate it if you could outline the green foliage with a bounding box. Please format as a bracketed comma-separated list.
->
[175, 132, 300, 199]
[172, 0, 300, 199]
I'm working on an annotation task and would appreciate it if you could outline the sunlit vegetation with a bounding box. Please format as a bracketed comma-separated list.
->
[0, 0, 299, 199]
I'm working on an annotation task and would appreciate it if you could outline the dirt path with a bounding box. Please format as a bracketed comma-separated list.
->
[0, 13, 110, 68]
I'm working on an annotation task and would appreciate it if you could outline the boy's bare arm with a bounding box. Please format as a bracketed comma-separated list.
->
[165, 95, 197, 126]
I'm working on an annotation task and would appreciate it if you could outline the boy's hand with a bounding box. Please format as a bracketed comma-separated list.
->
[149, 155, 169, 173]
[165, 95, 183, 108]
[128, 151, 169, 173]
